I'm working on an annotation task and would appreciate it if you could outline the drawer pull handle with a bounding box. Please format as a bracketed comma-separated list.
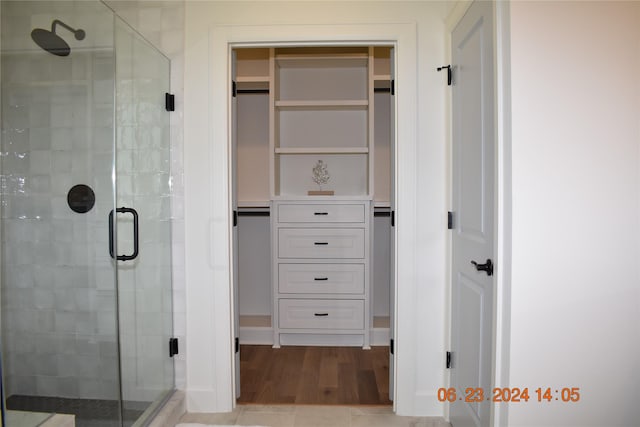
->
[314, 212, 329, 216]
[314, 242, 329, 246]
[314, 313, 329, 317]
[314, 277, 329, 281]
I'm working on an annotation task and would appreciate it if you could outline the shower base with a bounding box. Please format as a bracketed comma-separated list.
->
[5, 411, 74, 427]
[6, 395, 148, 427]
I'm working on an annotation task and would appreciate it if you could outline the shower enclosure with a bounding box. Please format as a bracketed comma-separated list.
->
[0, 1, 174, 426]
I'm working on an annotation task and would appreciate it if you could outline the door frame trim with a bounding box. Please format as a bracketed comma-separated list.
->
[492, 2, 513, 426]
[187, 22, 419, 414]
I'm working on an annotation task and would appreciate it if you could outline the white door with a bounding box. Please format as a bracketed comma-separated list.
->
[231, 50, 241, 399]
[450, 1, 495, 426]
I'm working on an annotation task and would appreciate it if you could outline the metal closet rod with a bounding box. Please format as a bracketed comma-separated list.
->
[235, 207, 391, 216]
[237, 210, 270, 217]
[237, 89, 270, 94]
[237, 89, 390, 93]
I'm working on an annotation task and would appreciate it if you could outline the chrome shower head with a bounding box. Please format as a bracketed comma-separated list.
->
[31, 19, 85, 57]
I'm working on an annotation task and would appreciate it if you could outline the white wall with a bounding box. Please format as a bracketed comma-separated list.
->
[184, 0, 449, 416]
[507, 2, 640, 426]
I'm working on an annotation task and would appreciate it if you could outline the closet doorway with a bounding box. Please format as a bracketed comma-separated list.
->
[231, 45, 396, 405]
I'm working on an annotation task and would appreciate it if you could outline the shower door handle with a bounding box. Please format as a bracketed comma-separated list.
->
[109, 207, 139, 261]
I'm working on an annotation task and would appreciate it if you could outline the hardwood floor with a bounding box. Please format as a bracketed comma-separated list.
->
[237, 345, 392, 405]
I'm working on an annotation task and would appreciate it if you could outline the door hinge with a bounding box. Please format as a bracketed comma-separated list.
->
[165, 93, 175, 111]
[448, 211, 454, 230]
[391, 79, 395, 96]
[446, 351, 452, 369]
[232, 80, 237, 97]
[233, 210, 238, 227]
[391, 210, 395, 227]
[169, 338, 179, 357]
[390, 338, 394, 355]
[235, 337, 240, 353]
[437, 65, 452, 86]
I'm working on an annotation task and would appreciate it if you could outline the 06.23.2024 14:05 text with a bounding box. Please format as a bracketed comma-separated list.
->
[437, 387, 581, 403]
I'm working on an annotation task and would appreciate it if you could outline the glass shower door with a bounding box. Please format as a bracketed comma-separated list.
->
[113, 16, 174, 426]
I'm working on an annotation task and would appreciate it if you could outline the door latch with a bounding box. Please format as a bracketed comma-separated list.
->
[471, 259, 493, 276]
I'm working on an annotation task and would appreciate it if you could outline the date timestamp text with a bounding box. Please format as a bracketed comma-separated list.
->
[437, 387, 580, 403]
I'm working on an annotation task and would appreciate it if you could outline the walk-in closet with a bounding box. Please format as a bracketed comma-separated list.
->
[232, 46, 394, 404]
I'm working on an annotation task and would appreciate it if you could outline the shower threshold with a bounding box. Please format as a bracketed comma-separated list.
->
[6, 395, 149, 427]
[5, 410, 74, 427]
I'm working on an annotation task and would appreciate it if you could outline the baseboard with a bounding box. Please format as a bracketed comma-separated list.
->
[147, 390, 186, 427]
[241, 327, 389, 347]
[278, 333, 365, 347]
[370, 327, 390, 346]
[186, 389, 226, 413]
[239, 327, 274, 345]
[413, 390, 444, 416]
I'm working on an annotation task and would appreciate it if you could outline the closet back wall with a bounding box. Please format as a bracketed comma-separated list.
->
[238, 216, 271, 317]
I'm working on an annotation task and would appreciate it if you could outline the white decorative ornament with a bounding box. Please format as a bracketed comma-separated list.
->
[312, 160, 330, 190]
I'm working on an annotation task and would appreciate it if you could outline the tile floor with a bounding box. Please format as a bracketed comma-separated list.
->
[179, 404, 452, 427]
[5, 395, 145, 427]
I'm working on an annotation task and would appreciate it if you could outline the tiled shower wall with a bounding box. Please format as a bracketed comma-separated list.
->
[1, 0, 186, 399]
[1, 1, 121, 399]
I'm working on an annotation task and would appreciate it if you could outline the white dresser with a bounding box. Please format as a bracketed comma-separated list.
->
[272, 200, 371, 348]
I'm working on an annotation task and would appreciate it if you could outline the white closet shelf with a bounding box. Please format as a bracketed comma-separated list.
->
[238, 201, 271, 208]
[240, 315, 272, 327]
[275, 147, 369, 154]
[236, 80, 269, 92]
[374, 201, 391, 208]
[373, 316, 390, 328]
[272, 195, 373, 201]
[374, 74, 391, 81]
[276, 55, 368, 68]
[275, 100, 368, 109]
[236, 76, 270, 83]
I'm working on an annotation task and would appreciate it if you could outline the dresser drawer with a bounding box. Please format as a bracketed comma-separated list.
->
[279, 264, 365, 294]
[278, 228, 365, 259]
[279, 299, 364, 330]
[277, 203, 365, 223]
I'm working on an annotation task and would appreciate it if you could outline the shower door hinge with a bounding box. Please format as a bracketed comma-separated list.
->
[446, 351, 452, 369]
[232, 80, 237, 97]
[390, 338, 394, 355]
[165, 93, 175, 111]
[448, 211, 454, 230]
[391, 210, 395, 227]
[169, 337, 179, 357]
[391, 79, 395, 96]
[235, 337, 239, 353]
[437, 65, 452, 86]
